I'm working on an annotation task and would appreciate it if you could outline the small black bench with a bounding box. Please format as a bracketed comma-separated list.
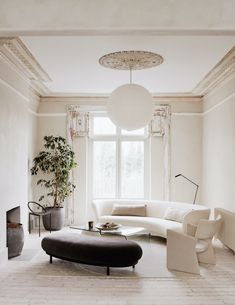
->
[41, 233, 143, 275]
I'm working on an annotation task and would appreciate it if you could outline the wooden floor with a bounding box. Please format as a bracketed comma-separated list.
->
[0, 230, 235, 305]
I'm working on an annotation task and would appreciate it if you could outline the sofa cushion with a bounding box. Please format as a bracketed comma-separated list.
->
[111, 204, 147, 217]
[163, 207, 191, 223]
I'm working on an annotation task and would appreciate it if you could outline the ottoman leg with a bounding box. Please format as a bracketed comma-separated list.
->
[50, 255, 53, 264]
[107, 267, 110, 276]
[132, 265, 135, 269]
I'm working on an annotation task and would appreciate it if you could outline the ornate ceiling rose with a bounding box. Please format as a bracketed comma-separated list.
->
[99, 50, 163, 70]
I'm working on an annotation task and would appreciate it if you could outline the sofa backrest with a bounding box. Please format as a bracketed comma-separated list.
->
[92, 199, 208, 219]
[146, 200, 207, 218]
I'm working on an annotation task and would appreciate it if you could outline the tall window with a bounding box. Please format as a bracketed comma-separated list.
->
[90, 114, 148, 199]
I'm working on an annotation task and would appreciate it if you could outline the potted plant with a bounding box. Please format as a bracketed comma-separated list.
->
[31, 135, 77, 230]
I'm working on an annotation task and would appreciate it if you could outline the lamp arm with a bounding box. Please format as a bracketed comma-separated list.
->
[175, 174, 199, 205]
[180, 174, 199, 187]
[193, 185, 199, 205]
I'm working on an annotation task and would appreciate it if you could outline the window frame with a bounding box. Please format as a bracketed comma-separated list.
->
[89, 112, 150, 200]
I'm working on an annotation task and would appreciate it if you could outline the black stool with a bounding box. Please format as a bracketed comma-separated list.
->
[28, 201, 51, 237]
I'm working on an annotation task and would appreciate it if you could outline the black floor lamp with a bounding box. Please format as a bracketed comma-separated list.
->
[175, 174, 199, 204]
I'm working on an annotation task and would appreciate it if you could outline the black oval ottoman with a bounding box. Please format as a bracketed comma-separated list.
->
[41, 233, 143, 275]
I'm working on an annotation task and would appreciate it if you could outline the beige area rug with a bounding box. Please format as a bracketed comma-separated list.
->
[7, 234, 173, 278]
[41, 236, 173, 278]
[4, 231, 235, 279]
[0, 231, 235, 305]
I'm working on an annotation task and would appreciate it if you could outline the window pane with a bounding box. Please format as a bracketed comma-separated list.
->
[93, 117, 116, 135]
[93, 141, 116, 198]
[121, 142, 144, 198]
[121, 128, 145, 135]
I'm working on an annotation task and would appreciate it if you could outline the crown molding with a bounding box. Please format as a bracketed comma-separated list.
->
[40, 95, 108, 104]
[40, 93, 202, 104]
[193, 46, 235, 96]
[0, 37, 51, 96]
[1, 37, 234, 101]
[153, 94, 202, 103]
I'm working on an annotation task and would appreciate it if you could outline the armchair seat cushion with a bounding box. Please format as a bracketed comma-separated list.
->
[196, 240, 209, 253]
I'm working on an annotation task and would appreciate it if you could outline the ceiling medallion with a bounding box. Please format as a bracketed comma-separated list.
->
[99, 50, 164, 131]
[99, 50, 163, 70]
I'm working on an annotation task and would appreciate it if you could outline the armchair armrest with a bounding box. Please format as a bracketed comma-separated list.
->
[186, 223, 197, 237]
[182, 209, 210, 234]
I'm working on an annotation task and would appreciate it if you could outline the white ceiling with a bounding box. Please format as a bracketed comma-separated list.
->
[21, 35, 235, 95]
[1, 1, 233, 96]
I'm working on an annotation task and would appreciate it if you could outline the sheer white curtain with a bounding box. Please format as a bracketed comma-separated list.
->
[150, 105, 171, 200]
[66, 105, 89, 224]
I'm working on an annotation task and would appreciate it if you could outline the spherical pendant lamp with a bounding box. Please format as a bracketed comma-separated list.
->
[107, 83, 154, 131]
[99, 51, 164, 131]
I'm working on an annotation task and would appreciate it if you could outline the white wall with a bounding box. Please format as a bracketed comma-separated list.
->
[35, 102, 93, 225]
[0, 59, 38, 264]
[28, 99, 39, 202]
[36, 98, 203, 225]
[202, 76, 235, 212]
[33, 113, 89, 225]
[171, 114, 202, 204]
[150, 99, 203, 204]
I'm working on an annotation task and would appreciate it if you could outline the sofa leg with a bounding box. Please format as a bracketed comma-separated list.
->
[106, 267, 110, 276]
[50, 255, 53, 264]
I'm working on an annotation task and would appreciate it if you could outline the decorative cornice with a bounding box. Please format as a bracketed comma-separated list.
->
[40, 95, 108, 103]
[40, 93, 202, 104]
[1, 37, 234, 101]
[193, 46, 235, 96]
[32, 92, 235, 117]
[0, 37, 51, 96]
[203, 93, 235, 116]
[153, 95, 202, 103]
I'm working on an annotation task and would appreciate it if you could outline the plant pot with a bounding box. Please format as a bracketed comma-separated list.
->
[43, 207, 65, 231]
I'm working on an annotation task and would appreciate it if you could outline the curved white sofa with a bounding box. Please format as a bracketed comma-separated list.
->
[92, 199, 210, 238]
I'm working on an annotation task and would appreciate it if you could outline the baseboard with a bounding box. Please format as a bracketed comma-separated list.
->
[0, 247, 8, 265]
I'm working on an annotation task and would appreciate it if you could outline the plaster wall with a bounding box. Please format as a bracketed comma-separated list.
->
[0, 60, 38, 265]
[171, 114, 202, 204]
[202, 76, 235, 212]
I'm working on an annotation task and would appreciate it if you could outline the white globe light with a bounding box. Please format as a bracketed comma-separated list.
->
[107, 83, 154, 131]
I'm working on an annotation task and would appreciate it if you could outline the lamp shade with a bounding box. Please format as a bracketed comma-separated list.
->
[107, 83, 154, 131]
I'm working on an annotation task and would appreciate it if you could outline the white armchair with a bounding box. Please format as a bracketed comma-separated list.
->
[167, 216, 222, 274]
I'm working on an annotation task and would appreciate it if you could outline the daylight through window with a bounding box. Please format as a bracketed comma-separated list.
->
[90, 115, 148, 199]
